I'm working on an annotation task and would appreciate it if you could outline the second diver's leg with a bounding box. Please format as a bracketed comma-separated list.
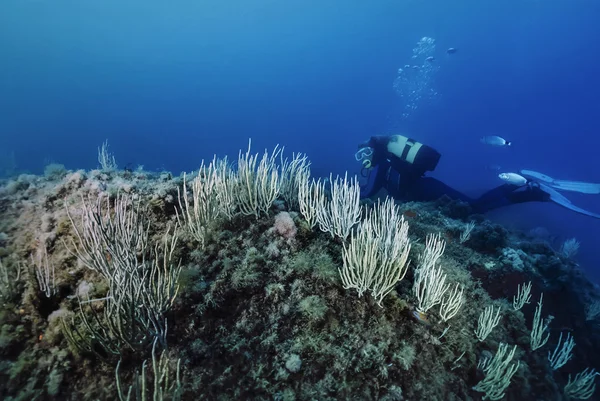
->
[471, 183, 550, 214]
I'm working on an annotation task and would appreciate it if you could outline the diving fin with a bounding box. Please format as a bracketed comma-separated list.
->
[539, 183, 572, 205]
[553, 201, 600, 219]
[540, 183, 600, 219]
[550, 180, 600, 194]
[520, 169, 554, 183]
[521, 169, 600, 194]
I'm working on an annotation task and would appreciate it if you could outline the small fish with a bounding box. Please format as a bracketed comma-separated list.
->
[480, 135, 511, 147]
[485, 164, 502, 171]
[447, 47, 458, 54]
[499, 173, 528, 186]
[425, 56, 435, 62]
[411, 65, 420, 70]
[411, 310, 431, 326]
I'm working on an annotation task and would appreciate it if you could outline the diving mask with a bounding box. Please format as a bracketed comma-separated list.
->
[355, 147, 374, 169]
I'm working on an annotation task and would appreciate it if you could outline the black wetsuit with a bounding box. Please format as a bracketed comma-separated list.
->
[360, 149, 550, 214]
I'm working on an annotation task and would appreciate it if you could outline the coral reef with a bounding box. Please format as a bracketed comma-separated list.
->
[0, 153, 599, 401]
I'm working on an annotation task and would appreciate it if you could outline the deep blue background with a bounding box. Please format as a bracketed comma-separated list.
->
[1, 0, 599, 280]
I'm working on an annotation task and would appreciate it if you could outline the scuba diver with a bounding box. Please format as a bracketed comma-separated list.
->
[355, 134, 600, 219]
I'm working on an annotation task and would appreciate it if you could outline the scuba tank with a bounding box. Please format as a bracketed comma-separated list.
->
[357, 134, 441, 175]
[355, 134, 441, 197]
[384, 134, 440, 174]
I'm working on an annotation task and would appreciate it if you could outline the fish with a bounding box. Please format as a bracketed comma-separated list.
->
[480, 135, 511, 147]
[447, 47, 458, 54]
[425, 56, 435, 62]
[411, 310, 431, 326]
[499, 172, 528, 186]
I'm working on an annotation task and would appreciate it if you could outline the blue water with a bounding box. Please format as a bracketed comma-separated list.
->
[1, 0, 599, 280]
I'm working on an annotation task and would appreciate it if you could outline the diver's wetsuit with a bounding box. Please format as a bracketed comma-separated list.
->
[359, 140, 551, 214]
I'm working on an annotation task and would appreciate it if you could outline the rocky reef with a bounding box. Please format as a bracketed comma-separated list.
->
[0, 156, 599, 401]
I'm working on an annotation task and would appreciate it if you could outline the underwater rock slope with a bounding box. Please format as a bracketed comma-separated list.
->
[0, 147, 599, 401]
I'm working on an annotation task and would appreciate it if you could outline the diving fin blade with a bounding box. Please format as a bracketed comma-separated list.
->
[539, 183, 572, 205]
[540, 184, 600, 219]
[553, 202, 600, 219]
[550, 180, 600, 194]
[520, 169, 554, 183]
[521, 169, 600, 194]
